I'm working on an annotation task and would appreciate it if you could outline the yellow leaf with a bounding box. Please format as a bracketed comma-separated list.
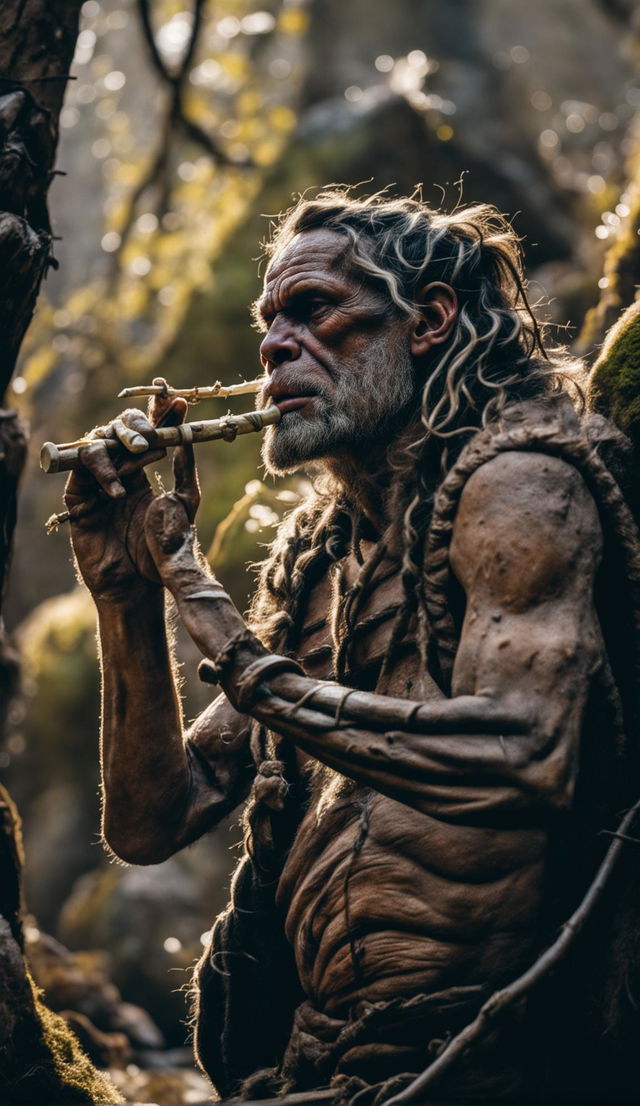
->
[268, 106, 296, 132]
[236, 89, 262, 116]
[278, 8, 309, 34]
[24, 346, 56, 385]
[252, 138, 283, 166]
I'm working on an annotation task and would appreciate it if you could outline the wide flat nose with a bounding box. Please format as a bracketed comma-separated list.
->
[259, 315, 302, 373]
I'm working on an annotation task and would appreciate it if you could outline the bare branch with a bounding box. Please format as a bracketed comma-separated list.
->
[113, 0, 253, 282]
[136, 0, 175, 84]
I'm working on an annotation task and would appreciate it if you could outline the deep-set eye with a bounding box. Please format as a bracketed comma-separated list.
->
[304, 296, 331, 319]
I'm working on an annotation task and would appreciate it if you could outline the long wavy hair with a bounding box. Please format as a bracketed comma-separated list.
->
[248, 189, 583, 688]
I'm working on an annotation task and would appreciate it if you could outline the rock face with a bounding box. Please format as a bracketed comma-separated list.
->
[59, 841, 235, 1045]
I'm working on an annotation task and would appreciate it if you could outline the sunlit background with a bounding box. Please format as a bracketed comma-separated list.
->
[4, 0, 640, 1099]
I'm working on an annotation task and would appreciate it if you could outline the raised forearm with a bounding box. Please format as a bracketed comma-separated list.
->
[97, 584, 251, 863]
[96, 589, 192, 861]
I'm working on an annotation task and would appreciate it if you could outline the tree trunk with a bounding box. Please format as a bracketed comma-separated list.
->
[0, 4, 120, 1100]
[0, 0, 83, 618]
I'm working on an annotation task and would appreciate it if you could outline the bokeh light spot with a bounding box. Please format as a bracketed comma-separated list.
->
[178, 161, 197, 181]
[269, 57, 291, 79]
[131, 257, 152, 277]
[375, 54, 394, 73]
[565, 113, 585, 134]
[540, 129, 559, 148]
[101, 231, 121, 253]
[137, 213, 159, 234]
[104, 70, 126, 92]
[531, 90, 552, 111]
[241, 11, 276, 34]
[217, 16, 241, 38]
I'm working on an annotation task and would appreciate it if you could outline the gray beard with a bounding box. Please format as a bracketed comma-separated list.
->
[262, 333, 415, 475]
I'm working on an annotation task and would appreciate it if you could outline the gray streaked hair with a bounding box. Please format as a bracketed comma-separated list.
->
[258, 188, 582, 445]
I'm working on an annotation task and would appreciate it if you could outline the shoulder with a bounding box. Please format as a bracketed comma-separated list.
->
[457, 449, 599, 518]
[450, 451, 603, 607]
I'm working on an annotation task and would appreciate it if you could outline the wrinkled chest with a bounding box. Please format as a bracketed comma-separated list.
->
[293, 548, 441, 702]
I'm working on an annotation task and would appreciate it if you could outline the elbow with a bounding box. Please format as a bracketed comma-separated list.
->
[103, 817, 180, 866]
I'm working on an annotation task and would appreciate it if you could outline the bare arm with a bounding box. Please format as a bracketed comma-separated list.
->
[96, 590, 252, 864]
[146, 451, 604, 825]
[65, 404, 253, 865]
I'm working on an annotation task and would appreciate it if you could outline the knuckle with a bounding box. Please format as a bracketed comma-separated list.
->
[122, 407, 146, 425]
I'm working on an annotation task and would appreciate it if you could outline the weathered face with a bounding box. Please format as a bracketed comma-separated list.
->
[255, 229, 416, 474]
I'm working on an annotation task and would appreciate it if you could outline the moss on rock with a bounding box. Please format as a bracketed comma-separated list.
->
[589, 298, 640, 448]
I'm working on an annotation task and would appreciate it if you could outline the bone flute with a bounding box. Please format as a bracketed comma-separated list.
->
[117, 376, 265, 401]
[40, 406, 281, 475]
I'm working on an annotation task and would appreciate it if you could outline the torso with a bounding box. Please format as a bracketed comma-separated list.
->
[276, 544, 548, 1016]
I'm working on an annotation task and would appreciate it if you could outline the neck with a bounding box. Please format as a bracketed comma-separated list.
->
[322, 440, 393, 533]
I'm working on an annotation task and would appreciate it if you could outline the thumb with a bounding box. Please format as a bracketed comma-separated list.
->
[173, 440, 200, 522]
[149, 393, 188, 428]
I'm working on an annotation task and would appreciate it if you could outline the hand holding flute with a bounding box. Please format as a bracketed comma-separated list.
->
[54, 378, 276, 604]
[41, 376, 276, 476]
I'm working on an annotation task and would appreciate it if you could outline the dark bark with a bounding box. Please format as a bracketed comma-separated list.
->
[0, 0, 83, 765]
[0, 4, 120, 1101]
[0, 0, 83, 717]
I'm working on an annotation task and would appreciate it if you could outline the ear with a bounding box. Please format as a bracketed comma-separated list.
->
[410, 282, 458, 357]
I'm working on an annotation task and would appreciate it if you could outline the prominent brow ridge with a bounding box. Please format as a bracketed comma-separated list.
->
[256, 275, 344, 322]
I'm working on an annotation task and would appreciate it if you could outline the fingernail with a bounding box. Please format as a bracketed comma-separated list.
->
[130, 434, 148, 451]
[109, 482, 126, 497]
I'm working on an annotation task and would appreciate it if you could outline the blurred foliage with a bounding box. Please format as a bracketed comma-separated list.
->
[579, 115, 640, 351]
[19, 0, 305, 396]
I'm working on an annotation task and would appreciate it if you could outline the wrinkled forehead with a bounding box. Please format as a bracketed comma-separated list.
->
[263, 228, 352, 288]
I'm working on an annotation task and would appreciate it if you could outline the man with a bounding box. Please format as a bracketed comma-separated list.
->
[64, 192, 640, 1104]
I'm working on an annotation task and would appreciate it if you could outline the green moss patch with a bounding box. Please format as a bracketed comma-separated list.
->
[589, 298, 640, 447]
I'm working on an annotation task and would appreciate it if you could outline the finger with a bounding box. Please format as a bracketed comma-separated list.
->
[77, 440, 125, 498]
[91, 423, 117, 441]
[64, 473, 99, 512]
[120, 406, 157, 439]
[173, 442, 200, 521]
[112, 417, 150, 454]
[149, 394, 188, 428]
[63, 423, 119, 503]
[117, 448, 166, 479]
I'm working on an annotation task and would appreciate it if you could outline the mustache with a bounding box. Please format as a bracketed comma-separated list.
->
[260, 372, 333, 404]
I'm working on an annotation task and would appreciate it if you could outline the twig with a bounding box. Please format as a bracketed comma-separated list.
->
[117, 376, 263, 400]
[178, 113, 237, 166]
[111, 0, 250, 281]
[136, 0, 174, 84]
[381, 797, 640, 1105]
